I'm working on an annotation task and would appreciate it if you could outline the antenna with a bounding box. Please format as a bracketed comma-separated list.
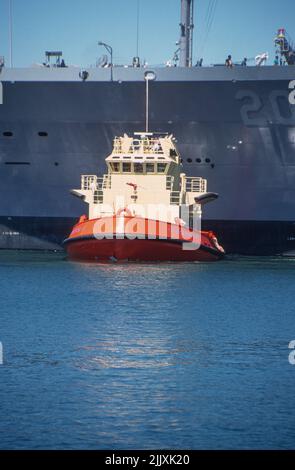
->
[9, 0, 13, 67]
[189, 0, 194, 67]
[136, 0, 140, 58]
[144, 71, 156, 133]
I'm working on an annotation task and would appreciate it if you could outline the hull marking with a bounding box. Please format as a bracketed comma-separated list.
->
[289, 80, 295, 105]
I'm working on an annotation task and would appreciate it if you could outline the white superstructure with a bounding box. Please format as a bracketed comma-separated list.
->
[72, 132, 208, 224]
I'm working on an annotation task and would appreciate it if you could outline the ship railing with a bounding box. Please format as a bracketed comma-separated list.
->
[113, 137, 164, 155]
[166, 175, 174, 190]
[81, 175, 111, 191]
[101, 175, 111, 189]
[170, 191, 180, 205]
[81, 175, 97, 190]
[185, 177, 207, 193]
[113, 139, 123, 153]
[93, 190, 103, 204]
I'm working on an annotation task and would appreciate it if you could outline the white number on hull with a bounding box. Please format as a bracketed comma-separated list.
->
[237, 88, 295, 125]
[0, 81, 2, 104]
[236, 90, 267, 126]
[289, 80, 295, 105]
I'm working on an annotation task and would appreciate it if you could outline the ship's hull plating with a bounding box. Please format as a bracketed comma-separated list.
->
[0, 66, 295, 254]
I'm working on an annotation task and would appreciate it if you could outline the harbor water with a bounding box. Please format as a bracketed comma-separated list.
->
[0, 252, 295, 450]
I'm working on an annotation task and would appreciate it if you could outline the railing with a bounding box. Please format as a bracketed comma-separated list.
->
[101, 175, 111, 189]
[166, 175, 174, 190]
[170, 191, 180, 205]
[113, 140, 122, 153]
[113, 137, 164, 155]
[185, 177, 207, 193]
[81, 175, 111, 190]
[81, 175, 96, 190]
[93, 190, 103, 204]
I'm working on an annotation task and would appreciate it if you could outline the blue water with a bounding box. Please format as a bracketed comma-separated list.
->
[0, 252, 295, 450]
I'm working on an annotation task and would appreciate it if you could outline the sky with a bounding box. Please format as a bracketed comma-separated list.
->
[0, 0, 294, 67]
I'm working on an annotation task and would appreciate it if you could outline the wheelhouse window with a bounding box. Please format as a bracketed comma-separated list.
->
[111, 162, 120, 172]
[122, 162, 131, 173]
[157, 163, 167, 173]
[134, 163, 143, 173]
[146, 163, 155, 173]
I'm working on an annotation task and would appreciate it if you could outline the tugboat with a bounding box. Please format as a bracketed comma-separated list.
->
[63, 131, 225, 262]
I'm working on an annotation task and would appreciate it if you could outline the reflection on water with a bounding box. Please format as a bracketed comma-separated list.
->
[75, 337, 209, 370]
[0, 252, 295, 449]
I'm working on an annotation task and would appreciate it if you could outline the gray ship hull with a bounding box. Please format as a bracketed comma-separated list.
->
[0, 65, 295, 254]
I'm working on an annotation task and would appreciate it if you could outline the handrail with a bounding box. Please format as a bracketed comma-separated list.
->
[81, 175, 111, 190]
[113, 137, 164, 155]
[170, 191, 180, 205]
[185, 177, 207, 193]
[166, 175, 174, 190]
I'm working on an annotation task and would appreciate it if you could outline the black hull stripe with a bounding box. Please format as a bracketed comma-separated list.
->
[1, 216, 294, 255]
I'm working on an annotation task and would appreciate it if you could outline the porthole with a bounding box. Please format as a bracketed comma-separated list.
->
[3, 131, 13, 137]
[196, 158, 202, 163]
[38, 131, 48, 137]
[54, 162, 59, 166]
[187, 158, 192, 163]
[205, 158, 211, 163]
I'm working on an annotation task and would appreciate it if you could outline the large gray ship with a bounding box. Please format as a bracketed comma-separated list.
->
[0, 0, 295, 255]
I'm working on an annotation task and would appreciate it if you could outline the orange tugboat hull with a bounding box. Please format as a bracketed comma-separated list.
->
[63, 216, 225, 262]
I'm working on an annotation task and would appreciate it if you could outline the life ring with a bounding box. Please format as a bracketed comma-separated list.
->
[116, 207, 132, 217]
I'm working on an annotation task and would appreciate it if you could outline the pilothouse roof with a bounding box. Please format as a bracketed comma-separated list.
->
[106, 132, 180, 163]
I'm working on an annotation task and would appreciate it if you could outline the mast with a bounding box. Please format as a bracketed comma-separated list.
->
[144, 71, 156, 132]
[9, 0, 13, 67]
[179, 0, 194, 67]
[136, 0, 140, 58]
